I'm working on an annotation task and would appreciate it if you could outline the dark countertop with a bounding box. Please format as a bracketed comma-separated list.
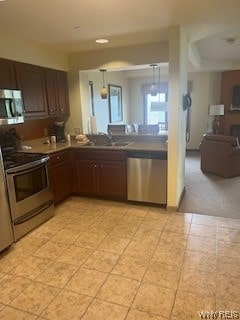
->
[21, 138, 168, 154]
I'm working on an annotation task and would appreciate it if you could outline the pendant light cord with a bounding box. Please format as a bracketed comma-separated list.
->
[100, 69, 107, 99]
[100, 69, 106, 88]
[102, 70, 105, 87]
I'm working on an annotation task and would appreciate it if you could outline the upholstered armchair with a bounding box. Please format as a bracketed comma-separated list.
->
[138, 124, 159, 134]
[107, 124, 126, 134]
[199, 134, 240, 178]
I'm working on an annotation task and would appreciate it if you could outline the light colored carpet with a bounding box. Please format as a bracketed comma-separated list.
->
[179, 151, 240, 219]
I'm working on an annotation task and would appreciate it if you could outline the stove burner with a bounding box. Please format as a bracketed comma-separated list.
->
[0, 129, 49, 171]
[3, 152, 48, 170]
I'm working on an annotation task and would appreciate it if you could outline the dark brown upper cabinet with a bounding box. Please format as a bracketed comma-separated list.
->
[0, 58, 70, 119]
[45, 69, 69, 117]
[15, 62, 48, 118]
[0, 58, 17, 89]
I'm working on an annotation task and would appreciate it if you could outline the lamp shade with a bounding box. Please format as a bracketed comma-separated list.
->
[209, 104, 224, 116]
[101, 86, 108, 99]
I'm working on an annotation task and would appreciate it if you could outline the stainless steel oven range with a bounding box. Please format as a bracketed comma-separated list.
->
[1, 129, 54, 241]
[0, 147, 14, 251]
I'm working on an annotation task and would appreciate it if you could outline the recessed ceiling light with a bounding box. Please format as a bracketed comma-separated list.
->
[225, 37, 236, 45]
[95, 39, 109, 44]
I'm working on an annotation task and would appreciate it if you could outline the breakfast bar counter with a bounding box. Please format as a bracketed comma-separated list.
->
[21, 135, 168, 205]
[21, 137, 168, 154]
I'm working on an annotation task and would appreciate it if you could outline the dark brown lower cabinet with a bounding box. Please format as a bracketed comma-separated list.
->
[74, 149, 127, 200]
[49, 149, 127, 203]
[49, 151, 71, 204]
[99, 160, 127, 198]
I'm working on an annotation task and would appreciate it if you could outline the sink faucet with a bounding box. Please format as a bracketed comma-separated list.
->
[98, 132, 113, 143]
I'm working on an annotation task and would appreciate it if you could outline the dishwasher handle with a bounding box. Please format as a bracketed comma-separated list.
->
[126, 151, 167, 160]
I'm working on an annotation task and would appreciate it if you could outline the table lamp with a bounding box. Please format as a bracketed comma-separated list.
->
[209, 104, 224, 134]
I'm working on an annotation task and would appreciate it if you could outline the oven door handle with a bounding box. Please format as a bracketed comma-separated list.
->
[13, 200, 53, 225]
[6, 158, 49, 175]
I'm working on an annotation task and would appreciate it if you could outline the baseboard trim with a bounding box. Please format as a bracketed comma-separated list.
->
[166, 186, 186, 212]
[177, 186, 186, 211]
[166, 205, 178, 211]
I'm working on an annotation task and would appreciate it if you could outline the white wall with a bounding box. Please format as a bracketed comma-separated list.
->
[79, 71, 130, 134]
[128, 74, 169, 124]
[186, 71, 221, 149]
[128, 77, 144, 124]
[77, 70, 171, 134]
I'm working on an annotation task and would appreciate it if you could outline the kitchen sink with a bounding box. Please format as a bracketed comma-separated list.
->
[110, 141, 132, 147]
[88, 141, 132, 147]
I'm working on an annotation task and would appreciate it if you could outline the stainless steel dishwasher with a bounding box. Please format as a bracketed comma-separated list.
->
[127, 151, 167, 205]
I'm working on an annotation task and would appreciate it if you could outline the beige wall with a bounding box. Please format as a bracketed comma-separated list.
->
[66, 71, 129, 134]
[74, 70, 171, 134]
[66, 41, 169, 134]
[67, 71, 83, 133]
[128, 77, 144, 124]
[0, 30, 68, 70]
[68, 42, 169, 71]
[0, 28, 189, 210]
[128, 74, 169, 124]
[91, 71, 130, 133]
[67, 35, 188, 209]
[117, 70, 222, 151]
[186, 71, 221, 149]
[167, 26, 188, 210]
[208, 72, 222, 130]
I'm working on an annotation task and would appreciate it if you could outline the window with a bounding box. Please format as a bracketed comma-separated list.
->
[143, 92, 168, 125]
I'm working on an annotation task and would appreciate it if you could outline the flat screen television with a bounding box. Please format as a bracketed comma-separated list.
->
[231, 85, 240, 110]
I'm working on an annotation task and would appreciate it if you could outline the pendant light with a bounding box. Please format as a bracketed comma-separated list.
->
[150, 65, 162, 111]
[100, 69, 108, 99]
[150, 64, 158, 96]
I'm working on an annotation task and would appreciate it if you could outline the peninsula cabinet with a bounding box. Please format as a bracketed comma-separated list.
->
[45, 69, 70, 117]
[0, 58, 17, 89]
[73, 149, 127, 200]
[15, 62, 48, 118]
[49, 150, 71, 204]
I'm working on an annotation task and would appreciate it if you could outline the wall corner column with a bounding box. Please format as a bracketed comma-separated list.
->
[167, 26, 188, 210]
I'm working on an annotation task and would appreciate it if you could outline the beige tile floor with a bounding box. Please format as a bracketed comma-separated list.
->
[0, 197, 240, 320]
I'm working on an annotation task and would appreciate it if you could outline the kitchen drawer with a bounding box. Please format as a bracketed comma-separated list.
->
[49, 151, 69, 165]
[74, 149, 126, 161]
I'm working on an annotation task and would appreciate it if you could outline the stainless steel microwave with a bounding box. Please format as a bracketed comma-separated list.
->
[0, 89, 24, 125]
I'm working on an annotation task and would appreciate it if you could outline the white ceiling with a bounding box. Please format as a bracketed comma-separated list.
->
[1, 0, 240, 71]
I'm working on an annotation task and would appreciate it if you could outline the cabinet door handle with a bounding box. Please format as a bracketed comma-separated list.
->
[100, 164, 103, 168]
[57, 156, 60, 160]
[94, 164, 97, 168]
